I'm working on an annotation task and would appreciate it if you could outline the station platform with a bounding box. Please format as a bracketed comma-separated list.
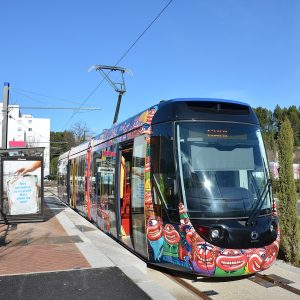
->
[0, 187, 175, 300]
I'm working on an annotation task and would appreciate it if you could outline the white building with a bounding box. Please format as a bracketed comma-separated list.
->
[0, 103, 50, 176]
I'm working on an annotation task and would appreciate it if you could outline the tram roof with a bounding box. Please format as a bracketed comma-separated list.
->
[58, 151, 69, 161]
[61, 98, 258, 158]
[164, 98, 250, 106]
[151, 98, 258, 125]
[91, 98, 257, 142]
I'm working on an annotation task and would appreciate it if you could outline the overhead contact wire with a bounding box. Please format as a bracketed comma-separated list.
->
[61, 0, 175, 131]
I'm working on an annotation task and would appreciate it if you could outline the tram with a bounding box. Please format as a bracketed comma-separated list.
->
[57, 98, 280, 277]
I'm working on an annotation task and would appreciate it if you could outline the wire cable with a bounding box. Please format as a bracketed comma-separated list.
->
[114, 0, 174, 67]
[11, 87, 83, 105]
[61, 0, 175, 131]
[11, 89, 48, 105]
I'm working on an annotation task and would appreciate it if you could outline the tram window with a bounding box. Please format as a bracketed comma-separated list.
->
[132, 137, 145, 209]
[92, 150, 101, 196]
[76, 157, 80, 207]
[177, 122, 272, 218]
[70, 158, 78, 208]
[151, 123, 177, 209]
[94, 145, 117, 237]
[131, 135, 148, 257]
[77, 155, 85, 211]
[89, 149, 99, 222]
[191, 146, 255, 171]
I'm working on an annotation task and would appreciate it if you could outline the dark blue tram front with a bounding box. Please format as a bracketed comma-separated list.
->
[146, 99, 279, 277]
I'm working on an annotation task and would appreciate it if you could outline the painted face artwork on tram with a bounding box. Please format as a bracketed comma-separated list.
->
[146, 202, 280, 277]
[146, 216, 164, 261]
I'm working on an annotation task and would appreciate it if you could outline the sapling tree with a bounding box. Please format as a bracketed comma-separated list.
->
[277, 118, 300, 264]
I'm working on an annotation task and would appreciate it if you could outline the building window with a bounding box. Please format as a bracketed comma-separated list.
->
[28, 120, 32, 124]
[18, 127, 22, 131]
[28, 128, 32, 131]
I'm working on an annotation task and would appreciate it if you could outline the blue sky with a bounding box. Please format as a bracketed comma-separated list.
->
[1, 0, 299, 135]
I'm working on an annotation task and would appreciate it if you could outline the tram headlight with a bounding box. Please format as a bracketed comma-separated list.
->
[211, 228, 221, 239]
[197, 226, 226, 242]
[270, 221, 277, 237]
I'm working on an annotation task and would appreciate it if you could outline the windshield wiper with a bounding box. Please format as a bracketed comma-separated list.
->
[153, 174, 169, 209]
[249, 171, 260, 196]
[246, 179, 271, 226]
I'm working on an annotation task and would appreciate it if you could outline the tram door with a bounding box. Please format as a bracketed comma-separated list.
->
[131, 135, 147, 257]
[119, 143, 133, 248]
[118, 136, 148, 257]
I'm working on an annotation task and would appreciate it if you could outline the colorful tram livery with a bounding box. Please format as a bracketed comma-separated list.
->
[57, 98, 280, 277]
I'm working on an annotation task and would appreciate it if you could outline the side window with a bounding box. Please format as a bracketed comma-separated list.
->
[92, 148, 101, 204]
[76, 157, 80, 206]
[96, 146, 117, 237]
[70, 158, 77, 208]
[132, 135, 146, 209]
[131, 135, 148, 257]
[151, 122, 177, 209]
[77, 155, 85, 211]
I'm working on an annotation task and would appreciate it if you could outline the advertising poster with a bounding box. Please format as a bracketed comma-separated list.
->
[2, 159, 42, 216]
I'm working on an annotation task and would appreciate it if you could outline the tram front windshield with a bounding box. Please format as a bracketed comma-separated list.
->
[176, 122, 272, 218]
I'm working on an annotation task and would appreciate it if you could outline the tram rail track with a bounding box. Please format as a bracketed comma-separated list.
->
[164, 273, 214, 300]
[251, 273, 300, 296]
[163, 271, 300, 300]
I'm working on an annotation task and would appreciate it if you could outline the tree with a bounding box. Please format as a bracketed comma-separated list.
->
[50, 131, 75, 157]
[254, 107, 276, 158]
[50, 156, 59, 177]
[49, 123, 92, 175]
[287, 106, 300, 146]
[277, 118, 300, 264]
[274, 105, 288, 130]
[254, 107, 273, 132]
[70, 121, 91, 146]
[49, 131, 76, 175]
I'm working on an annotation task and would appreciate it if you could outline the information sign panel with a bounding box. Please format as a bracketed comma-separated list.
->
[1, 156, 44, 222]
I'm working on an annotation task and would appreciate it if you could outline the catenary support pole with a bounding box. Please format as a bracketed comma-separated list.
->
[1, 82, 9, 149]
